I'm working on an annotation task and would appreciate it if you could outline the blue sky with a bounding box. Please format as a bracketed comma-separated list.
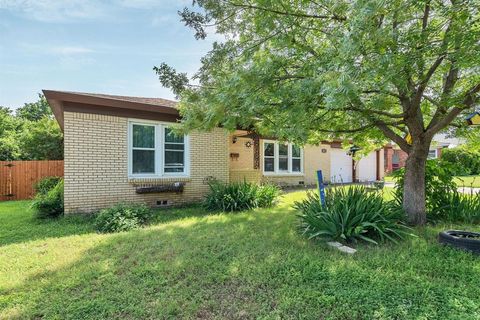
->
[0, 0, 216, 109]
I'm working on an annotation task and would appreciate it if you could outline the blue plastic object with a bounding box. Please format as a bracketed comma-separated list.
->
[317, 170, 326, 206]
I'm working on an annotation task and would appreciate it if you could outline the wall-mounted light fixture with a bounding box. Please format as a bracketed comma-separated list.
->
[347, 145, 361, 156]
[232, 136, 238, 144]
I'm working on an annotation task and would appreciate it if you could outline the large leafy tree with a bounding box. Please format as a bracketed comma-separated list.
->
[18, 117, 63, 160]
[0, 107, 21, 160]
[0, 95, 63, 161]
[155, 0, 480, 225]
[16, 94, 52, 121]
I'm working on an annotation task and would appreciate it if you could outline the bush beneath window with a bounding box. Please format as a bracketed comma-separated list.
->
[31, 179, 64, 219]
[204, 181, 280, 212]
[295, 187, 411, 244]
[95, 203, 153, 233]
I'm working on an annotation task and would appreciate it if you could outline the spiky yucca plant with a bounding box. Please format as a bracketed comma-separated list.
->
[295, 187, 411, 244]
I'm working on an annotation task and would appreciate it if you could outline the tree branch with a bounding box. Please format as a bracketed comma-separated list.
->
[375, 121, 411, 152]
[417, 55, 445, 97]
[315, 124, 376, 133]
[347, 106, 405, 118]
[422, 1, 431, 31]
[362, 89, 401, 99]
[462, 82, 480, 107]
[426, 62, 459, 130]
[226, 1, 346, 21]
[426, 82, 480, 136]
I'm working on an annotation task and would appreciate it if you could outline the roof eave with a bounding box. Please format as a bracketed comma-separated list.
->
[43, 90, 181, 132]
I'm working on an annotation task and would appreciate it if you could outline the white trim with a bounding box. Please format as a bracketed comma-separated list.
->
[128, 120, 190, 178]
[262, 140, 304, 175]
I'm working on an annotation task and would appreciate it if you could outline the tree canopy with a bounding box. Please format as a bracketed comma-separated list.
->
[157, 0, 478, 146]
[15, 94, 52, 121]
[156, 0, 480, 224]
[0, 95, 63, 161]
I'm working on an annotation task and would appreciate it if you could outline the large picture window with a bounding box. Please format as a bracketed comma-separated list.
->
[128, 121, 189, 177]
[263, 141, 303, 174]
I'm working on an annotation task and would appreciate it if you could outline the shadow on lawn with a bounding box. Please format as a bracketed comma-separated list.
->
[0, 201, 96, 247]
[3, 204, 480, 320]
[0, 202, 210, 247]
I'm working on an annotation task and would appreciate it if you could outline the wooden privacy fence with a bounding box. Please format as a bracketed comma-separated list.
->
[0, 160, 64, 201]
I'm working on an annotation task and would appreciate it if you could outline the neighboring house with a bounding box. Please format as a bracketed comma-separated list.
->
[384, 133, 464, 173]
[44, 90, 385, 213]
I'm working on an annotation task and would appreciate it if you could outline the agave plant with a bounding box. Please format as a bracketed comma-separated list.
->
[295, 187, 411, 244]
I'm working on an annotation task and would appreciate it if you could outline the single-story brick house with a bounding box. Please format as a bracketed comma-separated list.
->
[44, 90, 385, 213]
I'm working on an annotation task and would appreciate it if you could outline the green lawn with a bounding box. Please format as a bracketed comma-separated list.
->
[1, 192, 480, 319]
[385, 174, 480, 188]
[455, 175, 480, 188]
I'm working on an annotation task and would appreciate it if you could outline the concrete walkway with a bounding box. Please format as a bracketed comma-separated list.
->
[457, 186, 480, 194]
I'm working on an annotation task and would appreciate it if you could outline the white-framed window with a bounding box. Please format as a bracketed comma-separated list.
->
[262, 140, 303, 175]
[428, 149, 438, 159]
[128, 120, 189, 178]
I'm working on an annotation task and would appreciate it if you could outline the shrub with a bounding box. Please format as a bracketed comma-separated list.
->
[31, 179, 64, 218]
[95, 203, 153, 233]
[255, 184, 281, 208]
[393, 160, 480, 222]
[204, 181, 280, 212]
[431, 192, 480, 223]
[34, 176, 62, 196]
[440, 147, 480, 176]
[392, 160, 457, 214]
[295, 187, 410, 244]
[373, 181, 385, 190]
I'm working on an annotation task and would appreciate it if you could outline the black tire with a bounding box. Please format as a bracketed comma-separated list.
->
[438, 230, 480, 254]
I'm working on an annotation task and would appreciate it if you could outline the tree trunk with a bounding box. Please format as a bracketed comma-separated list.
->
[403, 147, 429, 225]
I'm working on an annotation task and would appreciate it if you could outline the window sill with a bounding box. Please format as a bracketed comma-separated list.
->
[263, 172, 305, 177]
[128, 176, 191, 185]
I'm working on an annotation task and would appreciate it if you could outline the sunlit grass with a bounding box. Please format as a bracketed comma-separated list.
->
[385, 174, 480, 188]
[455, 175, 480, 188]
[1, 191, 479, 319]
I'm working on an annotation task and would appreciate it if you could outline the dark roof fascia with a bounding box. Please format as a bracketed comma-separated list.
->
[43, 90, 181, 131]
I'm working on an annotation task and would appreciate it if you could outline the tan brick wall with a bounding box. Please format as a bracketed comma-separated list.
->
[229, 170, 262, 183]
[229, 133, 255, 171]
[303, 144, 332, 184]
[64, 112, 229, 213]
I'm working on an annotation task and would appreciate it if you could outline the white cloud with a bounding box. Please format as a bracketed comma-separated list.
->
[0, 0, 105, 22]
[0, 0, 194, 23]
[19, 43, 95, 56]
[151, 14, 178, 27]
[117, 0, 190, 9]
[50, 46, 95, 55]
